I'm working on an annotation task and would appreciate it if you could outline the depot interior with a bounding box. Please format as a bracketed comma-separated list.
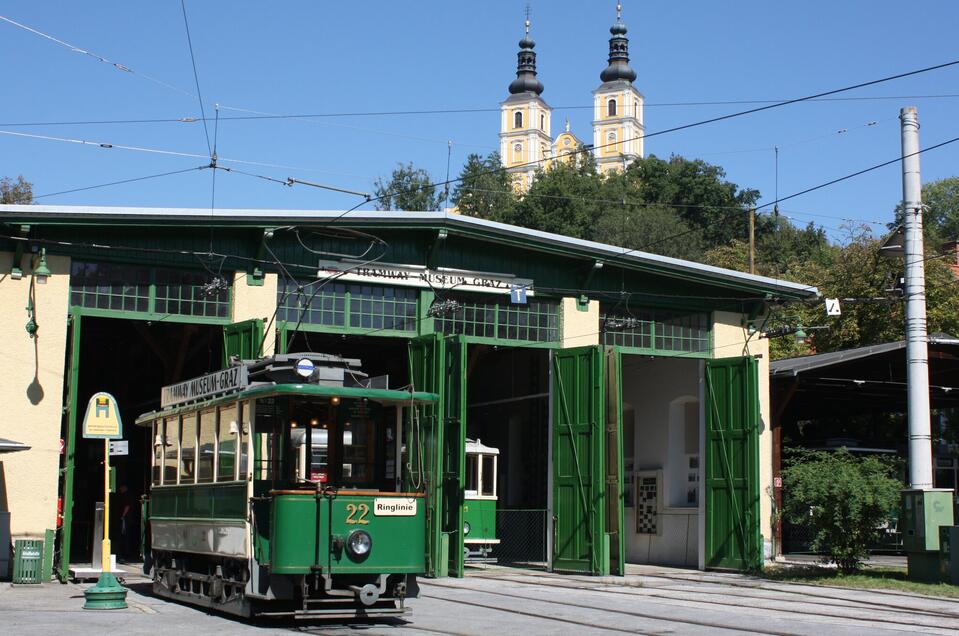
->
[67, 317, 223, 563]
[68, 320, 700, 569]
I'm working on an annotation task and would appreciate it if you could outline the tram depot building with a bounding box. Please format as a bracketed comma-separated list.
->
[0, 205, 816, 579]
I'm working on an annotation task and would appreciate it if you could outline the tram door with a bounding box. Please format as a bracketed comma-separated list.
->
[408, 334, 467, 578]
[550, 346, 624, 576]
[704, 356, 762, 571]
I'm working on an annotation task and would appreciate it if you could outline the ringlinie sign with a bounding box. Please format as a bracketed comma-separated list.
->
[82, 392, 123, 440]
[161, 366, 249, 408]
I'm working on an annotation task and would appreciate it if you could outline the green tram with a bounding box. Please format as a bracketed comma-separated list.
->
[463, 439, 499, 562]
[136, 353, 438, 619]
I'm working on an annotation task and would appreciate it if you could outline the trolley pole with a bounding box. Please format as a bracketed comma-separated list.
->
[900, 106, 933, 489]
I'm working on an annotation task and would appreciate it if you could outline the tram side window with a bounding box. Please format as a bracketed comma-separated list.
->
[218, 404, 238, 481]
[253, 397, 280, 481]
[152, 420, 163, 485]
[197, 408, 216, 483]
[238, 401, 250, 479]
[481, 455, 495, 496]
[465, 454, 478, 495]
[180, 414, 197, 484]
[163, 416, 178, 484]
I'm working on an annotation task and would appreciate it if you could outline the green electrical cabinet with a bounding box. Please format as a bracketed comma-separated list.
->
[901, 489, 954, 552]
[902, 489, 955, 582]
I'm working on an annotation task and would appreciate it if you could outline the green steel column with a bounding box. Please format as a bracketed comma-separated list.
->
[58, 310, 81, 582]
[418, 290, 436, 336]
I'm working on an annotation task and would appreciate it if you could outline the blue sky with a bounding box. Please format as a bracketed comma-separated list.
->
[2, 1, 958, 243]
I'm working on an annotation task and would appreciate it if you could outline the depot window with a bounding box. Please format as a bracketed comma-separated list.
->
[70, 261, 230, 320]
[601, 306, 710, 355]
[277, 280, 417, 334]
[435, 293, 559, 344]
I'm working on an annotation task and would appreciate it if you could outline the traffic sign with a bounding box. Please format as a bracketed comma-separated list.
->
[108, 440, 129, 456]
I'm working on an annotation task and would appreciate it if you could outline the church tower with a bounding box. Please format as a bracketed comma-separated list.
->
[592, 3, 644, 174]
[500, 16, 552, 192]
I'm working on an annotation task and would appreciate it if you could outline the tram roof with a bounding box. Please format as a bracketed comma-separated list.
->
[0, 205, 818, 300]
[135, 383, 439, 425]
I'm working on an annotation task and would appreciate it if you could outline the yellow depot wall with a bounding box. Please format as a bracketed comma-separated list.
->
[559, 297, 599, 348]
[712, 310, 773, 560]
[0, 251, 71, 538]
[231, 272, 279, 355]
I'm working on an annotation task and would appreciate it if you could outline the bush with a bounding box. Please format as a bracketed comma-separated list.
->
[782, 449, 901, 574]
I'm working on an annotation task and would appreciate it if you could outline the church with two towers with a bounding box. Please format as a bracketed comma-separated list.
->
[499, 4, 645, 192]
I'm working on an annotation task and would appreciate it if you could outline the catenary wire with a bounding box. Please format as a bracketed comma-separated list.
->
[0, 15, 195, 98]
[7, 96, 959, 128]
[31, 165, 209, 199]
[321, 58, 959, 221]
[179, 0, 212, 157]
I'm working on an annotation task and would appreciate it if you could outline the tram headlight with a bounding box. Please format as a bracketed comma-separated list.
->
[347, 530, 372, 558]
[463, 521, 471, 536]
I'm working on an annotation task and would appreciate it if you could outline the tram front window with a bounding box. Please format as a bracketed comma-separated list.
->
[282, 396, 382, 489]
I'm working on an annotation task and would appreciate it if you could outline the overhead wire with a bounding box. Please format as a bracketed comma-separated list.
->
[0, 15, 195, 98]
[0, 128, 375, 182]
[7, 96, 959, 129]
[179, 0, 212, 157]
[316, 58, 959, 222]
[31, 165, 209, 200]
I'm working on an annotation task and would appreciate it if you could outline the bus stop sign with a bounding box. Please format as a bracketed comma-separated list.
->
[82, 392, 123, 440]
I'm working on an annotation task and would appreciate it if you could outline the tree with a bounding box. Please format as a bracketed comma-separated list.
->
[372, 162, 442, 211]
[624, 155, 760, 248]
[451, 152, 515, 220]
[1, 175, 32, 204]
[592, 204, 704, 261]
[891, 176, 959, 248]
[781, 449, 901, 573]
[510, 153, 603, 239]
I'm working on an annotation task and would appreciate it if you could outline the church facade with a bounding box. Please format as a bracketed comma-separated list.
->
[500, 5, 645, 191]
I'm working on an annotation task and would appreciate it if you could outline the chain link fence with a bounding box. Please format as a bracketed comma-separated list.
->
[494, 509, 548, 569]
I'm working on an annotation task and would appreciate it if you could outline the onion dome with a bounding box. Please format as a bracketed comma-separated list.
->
[600, 2, 637, 83]
[508, 18, 545, 95]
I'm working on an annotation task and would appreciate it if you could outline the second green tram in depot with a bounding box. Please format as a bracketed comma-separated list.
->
[136, 353, 438, 619]
[463, 439, 500, 561]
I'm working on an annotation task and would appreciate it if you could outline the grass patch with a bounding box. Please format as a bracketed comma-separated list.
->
[762, 564, 959, 598]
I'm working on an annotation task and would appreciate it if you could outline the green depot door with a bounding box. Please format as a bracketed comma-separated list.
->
[408, 334, 466, 578]
[704, 356, 762, 571]
[551, 346, 623, 575]
[223, 318, 265, 364]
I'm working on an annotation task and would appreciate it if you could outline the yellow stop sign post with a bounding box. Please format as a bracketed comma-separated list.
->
[81, 392, 128, 610]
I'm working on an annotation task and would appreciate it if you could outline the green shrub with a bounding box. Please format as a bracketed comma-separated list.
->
[782, 449, 902, 574]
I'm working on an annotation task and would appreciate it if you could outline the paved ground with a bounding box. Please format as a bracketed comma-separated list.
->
[2, 564, 958, 635]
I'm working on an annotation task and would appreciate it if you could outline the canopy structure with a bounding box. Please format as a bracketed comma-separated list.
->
[771, 336, 959, 420]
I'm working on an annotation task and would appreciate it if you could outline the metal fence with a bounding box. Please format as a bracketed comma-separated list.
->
[782, 519, 904, 555]
[494, 509, 548, 569]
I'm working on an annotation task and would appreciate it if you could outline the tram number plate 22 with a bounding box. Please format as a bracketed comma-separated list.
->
[345, 503, 370, 525]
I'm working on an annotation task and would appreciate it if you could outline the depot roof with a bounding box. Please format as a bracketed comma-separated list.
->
[0, 205, 818, 300]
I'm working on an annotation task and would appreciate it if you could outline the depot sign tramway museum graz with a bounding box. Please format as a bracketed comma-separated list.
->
[0, 205, 816, 581]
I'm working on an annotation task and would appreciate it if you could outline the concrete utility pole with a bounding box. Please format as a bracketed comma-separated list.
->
[900, 106, 933, 489]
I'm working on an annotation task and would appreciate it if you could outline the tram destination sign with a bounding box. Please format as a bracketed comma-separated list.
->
[161, 366, 249, 408]
[317, 260, 534, 296]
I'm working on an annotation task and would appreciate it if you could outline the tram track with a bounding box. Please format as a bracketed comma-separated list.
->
[470, 571, 959, 623]
[455, 573, 958, 634]
[610, 571, 959, 619]
[419, 579, 798, 636]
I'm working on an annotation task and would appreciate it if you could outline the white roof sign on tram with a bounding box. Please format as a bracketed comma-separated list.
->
[0, 205, 819, 298]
